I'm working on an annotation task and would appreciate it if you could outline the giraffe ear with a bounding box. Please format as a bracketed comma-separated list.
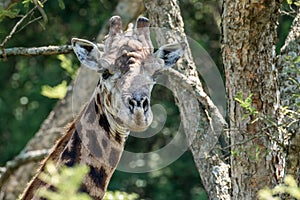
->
[72, 38, 102, 71]
[154, 42, 185, 70]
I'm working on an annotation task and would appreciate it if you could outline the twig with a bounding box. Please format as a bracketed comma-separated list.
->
[0, 149, 50, 188]
[1, 6, 36, 48]
[16, 16, 43, 34]
[33, 0, 48, 23]
[0, 45, 73, 58]
[0, 0, 47, 49]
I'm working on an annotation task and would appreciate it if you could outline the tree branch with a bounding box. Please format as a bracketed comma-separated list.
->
[0, 149, 50, 188]
[0, 43, 106, 59]
[0, 45, 73, 59]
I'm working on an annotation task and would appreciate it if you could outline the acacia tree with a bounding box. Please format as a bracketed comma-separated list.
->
[0, 0, 299, 200]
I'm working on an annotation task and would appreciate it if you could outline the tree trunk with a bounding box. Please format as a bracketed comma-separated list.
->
[222, 0, 284, 199]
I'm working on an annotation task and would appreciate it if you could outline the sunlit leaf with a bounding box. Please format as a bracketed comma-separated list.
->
[294, 1, 300, 6]
[41, 81, 67, 99]
[57, 55, 77, 79]
[37, 162, 91, 200]
[294, 56, 300, 64]
[104, 191, 139, 200]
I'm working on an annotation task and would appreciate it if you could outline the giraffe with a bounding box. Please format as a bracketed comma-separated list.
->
[20, 15, 185, 200]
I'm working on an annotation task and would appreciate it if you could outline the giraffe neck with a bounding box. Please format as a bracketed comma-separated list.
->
[59, 87, 130, 198]
[21, 86, 130, 200]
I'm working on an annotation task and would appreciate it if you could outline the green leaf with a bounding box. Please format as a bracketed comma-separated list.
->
[234, 92, 244, 104]
[41, 81, 67, 99]
[57, 55, 77, 79]
[0, 8, 20, 22]
[294, 1, 300, 6]
[293, 56, 300, 64]
[287, 0, 293, 4]
[57, 0, 65, 9]
[37, 162, 92, 200]
[245, 94, 253, 106]
[231, 150, 238, 157]
[104, 191, 139, 200]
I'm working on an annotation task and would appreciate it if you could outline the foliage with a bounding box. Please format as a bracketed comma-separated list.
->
[31, 162, 139, 200]
[0, 6, 19, 23]
[36, 162, 91, 200]
[233, 88, 299, 163]
[234, 92, 258, 120]
[41, 55, 77, 99]
[104, 191, 139, 200]
[41, 80, 67, 99]
[258, 175, 300, 200]
[286, 0, 300, 7]
[57, 54, 78, 79]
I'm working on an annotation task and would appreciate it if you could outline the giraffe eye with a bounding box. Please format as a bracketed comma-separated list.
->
[102, 69, 112, 80]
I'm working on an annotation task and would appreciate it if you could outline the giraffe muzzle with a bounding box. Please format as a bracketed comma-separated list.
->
[128, 96, 149, 114]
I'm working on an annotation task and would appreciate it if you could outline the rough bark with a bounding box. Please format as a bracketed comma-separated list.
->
[0, 1, 144, 199]
[278, 8, 300, 184]
[145, 0, 231, 199]
[0, 45, 73, 59]
[222, 0, 284, 199]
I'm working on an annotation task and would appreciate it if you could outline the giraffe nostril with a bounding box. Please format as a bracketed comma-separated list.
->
[128, 96, 149, 113]
[128, 99, 135, 113]
[142, 98, 149, 113]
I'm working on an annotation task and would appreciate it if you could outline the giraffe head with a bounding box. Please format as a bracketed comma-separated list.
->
[72, 16, 185, 132]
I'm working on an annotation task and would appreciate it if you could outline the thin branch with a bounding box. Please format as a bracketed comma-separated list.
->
[33, 0, 48, 23]
[17, 16, 43, 34]
[0, 45, 73, 58]
[1, 7, 36, 48]
[0, 43, 105, 59]
[0, 0, 47, 49]
[0, 149, 50, 188]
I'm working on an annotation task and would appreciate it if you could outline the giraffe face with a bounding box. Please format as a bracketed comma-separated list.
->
[72, 16, 184, 132]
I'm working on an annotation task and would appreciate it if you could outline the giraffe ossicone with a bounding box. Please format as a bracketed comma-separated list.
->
[20, 15, 185, 200]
